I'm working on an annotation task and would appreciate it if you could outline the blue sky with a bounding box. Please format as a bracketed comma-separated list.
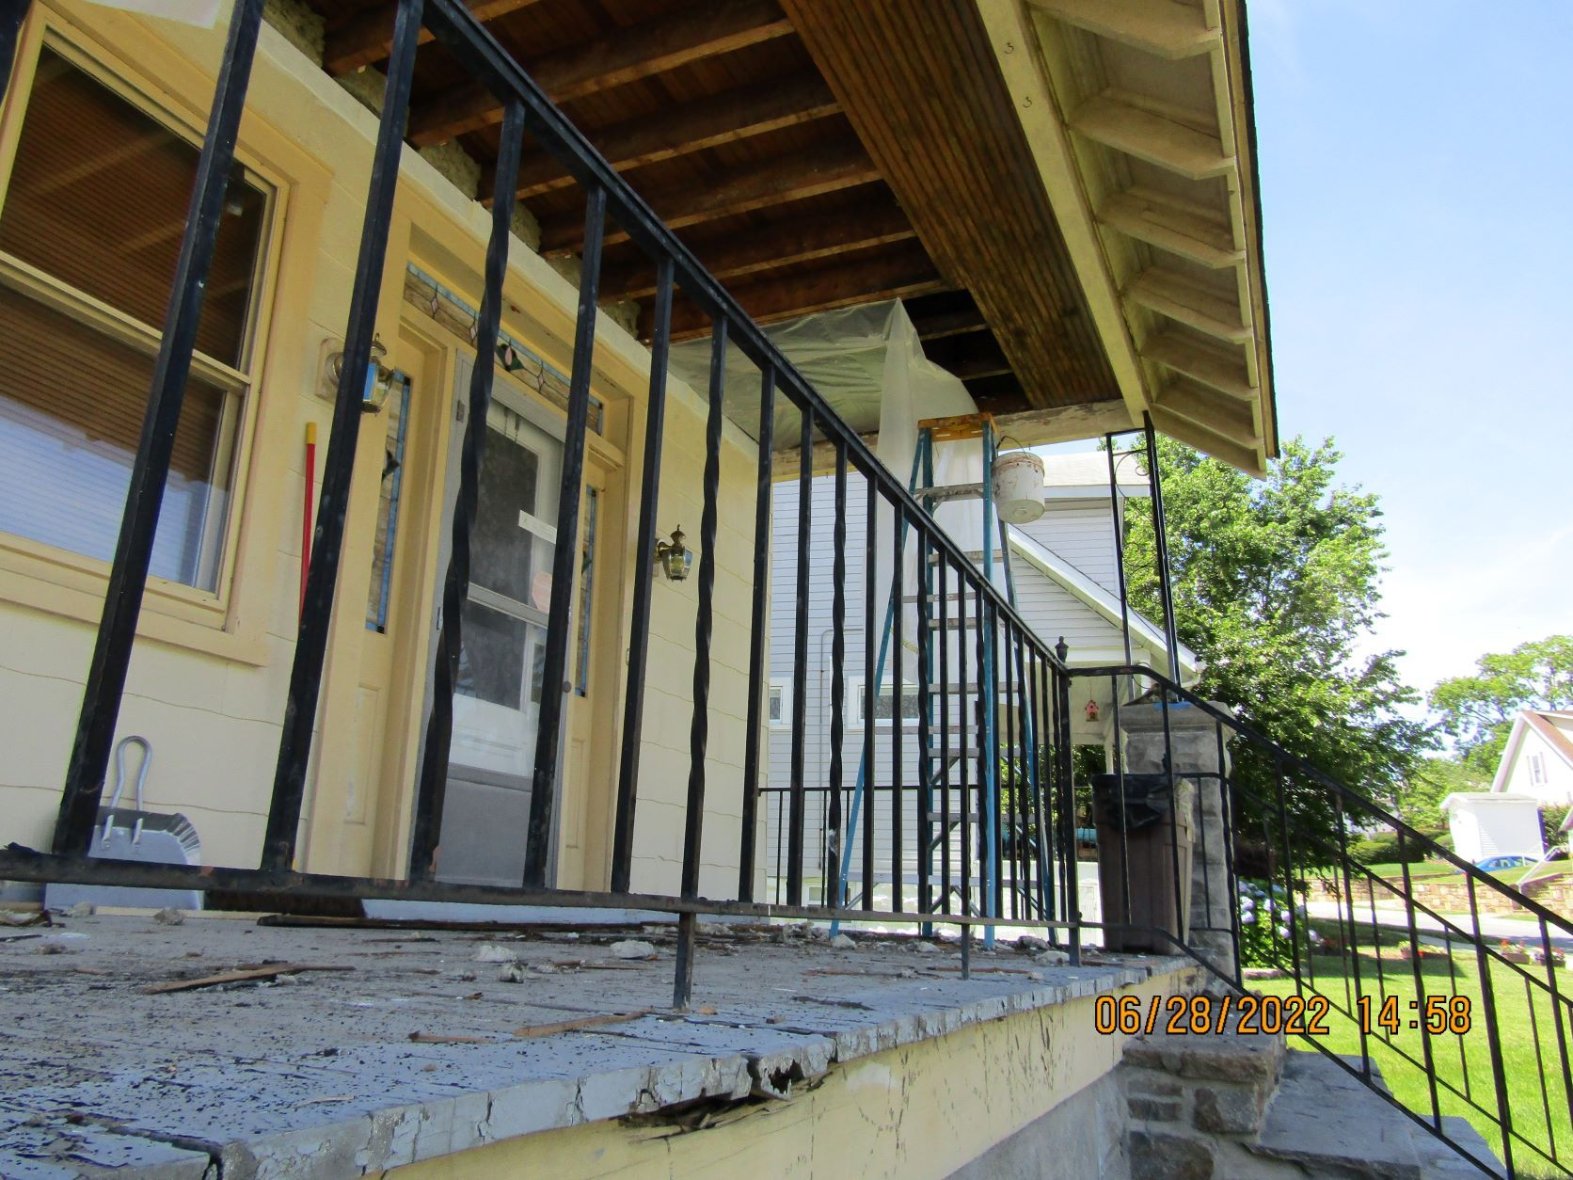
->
[1243, 0, 1573, 696]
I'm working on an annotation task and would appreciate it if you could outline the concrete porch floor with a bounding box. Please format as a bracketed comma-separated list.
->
[0, 908, 1192, 1179]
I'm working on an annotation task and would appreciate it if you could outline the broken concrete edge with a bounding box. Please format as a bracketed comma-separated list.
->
[23, 958, 1201, 1179]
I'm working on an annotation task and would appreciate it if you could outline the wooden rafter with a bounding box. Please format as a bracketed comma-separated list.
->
[324, 0, 546, 76]
[1071, 92, 1233, 182]
[906, 294, 986, 342]
[661, 243, 947, 339]
[1126, 268, 1250, 344]
[1152, 375, 1259, 445]
[1098, 188, 1241, 270]
[539, 139, 880, 254]
[923, 328, 1010, 383]
[1024, 0, 1220, 61]
[500, 74, 839, 200]
[599, 199, 914, 301]
[406, 0, 795, 146]
[1143, 331, 1254, 403]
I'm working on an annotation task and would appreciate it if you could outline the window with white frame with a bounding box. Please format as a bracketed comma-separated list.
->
[0, 40, 273, 593]
[768, 681, 789, 727]
[850, 680, 921, 727]
[1531, 752, 1547, 786]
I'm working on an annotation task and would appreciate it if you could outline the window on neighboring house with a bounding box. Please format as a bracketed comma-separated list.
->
[768, 682, 789, 727]
[851, 681, 921, 727]
[0, 43, 271, 593]
[1531, 752, 1547, 786]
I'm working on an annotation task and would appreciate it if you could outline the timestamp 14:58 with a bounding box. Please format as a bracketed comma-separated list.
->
[1358, 994, 1473, 1036]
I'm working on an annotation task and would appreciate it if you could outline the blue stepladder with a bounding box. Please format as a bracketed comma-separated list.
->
[831, 414, 1045, 949]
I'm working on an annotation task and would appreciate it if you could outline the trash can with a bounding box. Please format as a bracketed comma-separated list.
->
[1092, 772, 1193, 953]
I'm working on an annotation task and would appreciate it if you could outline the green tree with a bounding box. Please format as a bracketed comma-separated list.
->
[1124, 437, 1432, 860]
[1399, 756, 1489, 836]
[1429, 635, 1573, 771]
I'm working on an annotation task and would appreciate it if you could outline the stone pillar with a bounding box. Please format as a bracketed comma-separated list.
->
[1117, 699, 1237, 984]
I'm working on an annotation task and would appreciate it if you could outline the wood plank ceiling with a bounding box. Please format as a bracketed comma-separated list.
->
[308, 0, 1153, 429]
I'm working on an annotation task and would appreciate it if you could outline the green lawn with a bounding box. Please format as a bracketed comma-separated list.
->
[1253, 940, 1573, 1177]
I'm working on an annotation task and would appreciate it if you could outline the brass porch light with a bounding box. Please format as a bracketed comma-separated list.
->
[654, 526, 693, 582]
[324, 333, 395, 413]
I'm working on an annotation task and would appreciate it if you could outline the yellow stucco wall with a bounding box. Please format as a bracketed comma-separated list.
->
[0, 0, 765, 896]
[376, 968, 1183, 1180]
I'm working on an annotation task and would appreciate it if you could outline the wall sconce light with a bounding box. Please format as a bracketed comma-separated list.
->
[324, 333, 395, 413]
[1085, 698, 1101, 724]
[654, 526, 693, 582]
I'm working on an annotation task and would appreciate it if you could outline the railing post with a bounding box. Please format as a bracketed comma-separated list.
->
[408, 96, 526, 880]
[890, 499, 904, 913]
[678, 318, 727, 901]
[1106, 434, 1134, 666]
[1141, 415, 1182, 685]
[611, 257, 675, 894]
[786, 406, 812, 906]
[827, 440, 848, 908]
[1054, 639, 1079, 964]
[523, 184, 605, 887]
[862, 475, 877, 910]
[1467, 874, 1516, 1176]
[55, 0, 270, 857]
[736, 362, 775, 900]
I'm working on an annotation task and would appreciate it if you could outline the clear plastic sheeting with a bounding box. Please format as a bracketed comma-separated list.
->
[666, 298, 973, 460]
[668, 299, 977, 639]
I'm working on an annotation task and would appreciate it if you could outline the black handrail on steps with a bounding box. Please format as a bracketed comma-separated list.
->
[1070, 663, 1573, 1179]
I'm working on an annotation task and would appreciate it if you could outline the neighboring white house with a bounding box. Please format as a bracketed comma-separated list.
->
[763, 451, 1199, 902]
[1440, 712, 1573, 863]
[1491, 710, 1573, 811]
[1441, 793, 1545, 863]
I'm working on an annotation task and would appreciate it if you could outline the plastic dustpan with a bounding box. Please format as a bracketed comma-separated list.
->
[45, 736, 204, 912]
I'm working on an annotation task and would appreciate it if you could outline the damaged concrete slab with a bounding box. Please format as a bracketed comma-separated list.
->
[0, 912, 1196, 1178]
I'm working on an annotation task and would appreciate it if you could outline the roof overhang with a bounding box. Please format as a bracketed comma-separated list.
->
[974, 0, 1278, 474]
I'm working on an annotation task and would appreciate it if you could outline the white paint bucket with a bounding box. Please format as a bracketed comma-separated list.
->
[993, 451, 1046, 523]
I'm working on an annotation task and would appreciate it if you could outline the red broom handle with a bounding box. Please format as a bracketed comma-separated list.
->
[300, 421, 316, 619]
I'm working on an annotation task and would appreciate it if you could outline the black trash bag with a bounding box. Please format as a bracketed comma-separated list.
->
[1091, 773, 1175, 834]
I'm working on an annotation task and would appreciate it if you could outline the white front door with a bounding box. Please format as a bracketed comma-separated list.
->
[431, 356, 565, 886]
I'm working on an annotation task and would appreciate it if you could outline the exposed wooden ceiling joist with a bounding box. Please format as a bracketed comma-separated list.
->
[661, 243, 947, 340]
[963, 373, 1024, 405]
[539, 139, 880, 254]
[1152, 376, 1258, 445]
[1070, 92, 1234, 182]
[406, 0, 795, 147]
[500, 73, 839, 201]
[905, 292, 987, 342]
[1024, 0, 1219, 61]
[923, 329, 1011, 382]
[1148, 404, 1261, 476]
[599, 199, 914, 301]
[1098, 188, 1241, 270]
[1143, 331, 1255, 403]
[324, 0, 546, 76]
[1126, 268, 1250, 344]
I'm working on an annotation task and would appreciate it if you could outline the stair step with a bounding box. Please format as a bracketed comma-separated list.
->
[1251, 1051, 1423, 1179]
[1413, 1117, 1504, 1179]
[1122, 1019, 1287, 1087]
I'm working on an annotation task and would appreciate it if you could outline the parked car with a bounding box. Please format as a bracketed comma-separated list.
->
[1471, 855, 1535, 873]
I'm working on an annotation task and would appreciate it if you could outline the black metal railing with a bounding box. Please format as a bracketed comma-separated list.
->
[1073, 663, 1568, 1179]
[0, 0, 1084, 1009]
